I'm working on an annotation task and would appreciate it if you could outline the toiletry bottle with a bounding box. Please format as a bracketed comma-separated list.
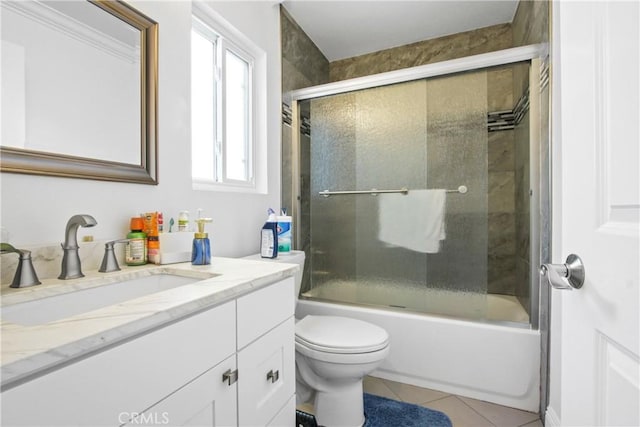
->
[276, 212, 292, 255]
[261, 209, 278, 259]
[178, 210, 189, 232]
[125, 217, 147, 266]
[192, 217, 212, 265]
[144, 212, 160, 265]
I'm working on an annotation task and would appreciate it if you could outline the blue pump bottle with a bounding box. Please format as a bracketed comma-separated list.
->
[192, 217, 212, 265]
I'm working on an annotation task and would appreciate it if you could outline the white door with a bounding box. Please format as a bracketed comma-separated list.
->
[551, 1, 639, 426]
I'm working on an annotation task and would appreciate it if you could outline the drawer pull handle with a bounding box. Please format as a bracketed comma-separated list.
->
[266, 369, 279, 383]
[222, 369, 238, 386]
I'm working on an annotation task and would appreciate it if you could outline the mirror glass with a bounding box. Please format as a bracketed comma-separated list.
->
[0, 0, 158, 184]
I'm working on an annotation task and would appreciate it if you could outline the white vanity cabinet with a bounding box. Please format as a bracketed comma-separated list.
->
[1, 277, 296, 427]
[236, 278, 295, 426]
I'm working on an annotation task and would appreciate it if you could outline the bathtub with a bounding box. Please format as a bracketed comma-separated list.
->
[296, 297, 540, 412]
[303, 279, 531, 324]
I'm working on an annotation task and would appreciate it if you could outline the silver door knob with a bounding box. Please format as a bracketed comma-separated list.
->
[540, 254, 585, 290]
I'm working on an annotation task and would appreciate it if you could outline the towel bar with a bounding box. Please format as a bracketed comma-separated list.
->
[319, 188, 408, 197]
[447, 185, 468, 194]
[319, 185, 467, 197]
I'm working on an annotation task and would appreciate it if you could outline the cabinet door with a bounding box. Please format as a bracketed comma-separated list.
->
[267, 395, 295, 427]
[237, 318, 295, 426]
[123, 355, 237, 427]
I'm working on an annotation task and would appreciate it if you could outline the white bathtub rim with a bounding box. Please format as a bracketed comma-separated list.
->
[298, 297, 536, 332]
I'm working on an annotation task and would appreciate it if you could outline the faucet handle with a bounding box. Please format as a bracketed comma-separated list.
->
[1, 242, 19, 254]
[99, 239, 129, 273]
[1, 244, 42, 288]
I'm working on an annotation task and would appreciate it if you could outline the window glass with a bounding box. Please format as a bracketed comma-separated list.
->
[224, 49, 250, 182]
[191, 15, 255, 188]
[191, 28, 217, 181]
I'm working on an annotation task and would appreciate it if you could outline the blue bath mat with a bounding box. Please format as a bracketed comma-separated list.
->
[363, 393, 453, 427]
[295, 393, 452, 427]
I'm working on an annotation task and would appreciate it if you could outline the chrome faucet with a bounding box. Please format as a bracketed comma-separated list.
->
[59, 214, 97, 280]
[1, 243, 41, 288]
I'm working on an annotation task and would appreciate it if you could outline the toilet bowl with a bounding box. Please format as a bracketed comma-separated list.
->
[295, 315, 389, 427]
[243, 251, 390, 427]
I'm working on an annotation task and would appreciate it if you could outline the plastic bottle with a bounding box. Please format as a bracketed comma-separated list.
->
[125, 217, 147, 266]
[192, 217, 213, 265]
[144, 212, 160, 264]
[178, 210, 189, 232]
[260, 209, 278, 259]
[276, 214, 292, 255]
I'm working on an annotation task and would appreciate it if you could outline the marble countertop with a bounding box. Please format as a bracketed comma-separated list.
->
[0, 257, 297, 390]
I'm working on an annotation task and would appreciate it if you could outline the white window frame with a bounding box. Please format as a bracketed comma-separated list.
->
[191, 2, 266, 193]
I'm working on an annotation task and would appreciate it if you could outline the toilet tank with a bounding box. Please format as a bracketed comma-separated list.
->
[242, 251, 306, 299]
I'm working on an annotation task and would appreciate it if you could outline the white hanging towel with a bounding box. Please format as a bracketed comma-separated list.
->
[377, 189, 446, 253]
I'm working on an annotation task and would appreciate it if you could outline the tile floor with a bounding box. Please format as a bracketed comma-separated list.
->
[299, 376, 543, 427]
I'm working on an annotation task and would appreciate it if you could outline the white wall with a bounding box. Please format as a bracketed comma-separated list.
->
[0, 1, 282, 258]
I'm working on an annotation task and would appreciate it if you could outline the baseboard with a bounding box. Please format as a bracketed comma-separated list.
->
[545, 405, 561, 427]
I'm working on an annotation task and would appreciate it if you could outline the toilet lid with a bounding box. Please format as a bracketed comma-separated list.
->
[295, 315, 389, 354]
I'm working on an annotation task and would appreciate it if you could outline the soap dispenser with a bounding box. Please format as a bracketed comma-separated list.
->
[192, 217, 213, 265]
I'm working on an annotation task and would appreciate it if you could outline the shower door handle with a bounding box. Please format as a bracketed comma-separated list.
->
[540, 254, 585, 290]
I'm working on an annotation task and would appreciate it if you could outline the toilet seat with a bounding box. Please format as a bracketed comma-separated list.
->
[296, 339, 390, 365]
[295, 315, 389, 354]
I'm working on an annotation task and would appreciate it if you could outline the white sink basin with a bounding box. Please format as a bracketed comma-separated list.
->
[1, 272, 216, 326]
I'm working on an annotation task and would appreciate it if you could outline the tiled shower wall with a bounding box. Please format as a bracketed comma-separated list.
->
[280, 7, 329, 94]
[487, 67, 518, 295]
[280, 6, 330, 290]
[281, 6, 330, 219]
[512, 0, 549, 310]
[329, 23, 512, 81]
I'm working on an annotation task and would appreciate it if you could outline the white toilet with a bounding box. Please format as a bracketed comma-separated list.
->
[244, 251, 389, 427]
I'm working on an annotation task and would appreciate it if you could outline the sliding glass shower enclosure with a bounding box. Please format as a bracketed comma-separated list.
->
[288, 46, 547, 327]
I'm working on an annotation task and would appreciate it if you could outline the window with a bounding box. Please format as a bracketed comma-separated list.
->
[191, 11, 257, 189]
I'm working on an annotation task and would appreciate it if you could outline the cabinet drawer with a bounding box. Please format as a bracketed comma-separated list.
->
[237, 277, 294, 349]
[1, 301, 236, 427]
[237, 317, 295, 427]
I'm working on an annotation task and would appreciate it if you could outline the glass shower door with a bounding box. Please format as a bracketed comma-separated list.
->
[304, 70, 490, 321]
